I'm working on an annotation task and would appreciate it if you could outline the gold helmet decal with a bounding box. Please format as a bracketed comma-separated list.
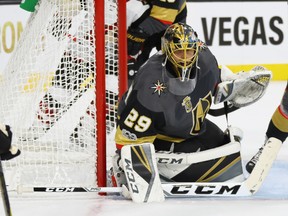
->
[162, 23, 200, 82]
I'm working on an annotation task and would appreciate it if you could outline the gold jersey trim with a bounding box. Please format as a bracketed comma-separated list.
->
[272, 107, 288, 133]
[115, 126, 156, 145]
[150, 6, 178, 23]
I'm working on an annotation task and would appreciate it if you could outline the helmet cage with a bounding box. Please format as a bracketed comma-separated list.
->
[162, 23, 199, 81]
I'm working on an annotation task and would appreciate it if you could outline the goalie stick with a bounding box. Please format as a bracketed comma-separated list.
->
[0, 157, 12, 216]
[17, 137, 281, 198]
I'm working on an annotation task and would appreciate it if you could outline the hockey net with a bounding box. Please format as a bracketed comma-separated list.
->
[0, 0, 126, 191]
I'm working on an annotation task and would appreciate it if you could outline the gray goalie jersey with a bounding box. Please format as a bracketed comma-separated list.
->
[115, 48, 221, 150]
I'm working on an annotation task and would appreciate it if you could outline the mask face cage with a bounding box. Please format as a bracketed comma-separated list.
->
[162, 23, 199, 82]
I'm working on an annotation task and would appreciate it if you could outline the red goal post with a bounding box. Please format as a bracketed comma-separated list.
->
[0, 0, 127, 191]
[95, 0, 127, 187]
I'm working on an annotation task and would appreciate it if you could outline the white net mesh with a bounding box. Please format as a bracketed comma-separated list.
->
[0, 0, 120, 190]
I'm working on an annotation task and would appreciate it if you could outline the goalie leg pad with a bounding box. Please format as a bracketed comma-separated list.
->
[121, 143, 165, 203]
[156, 139, 244, 182]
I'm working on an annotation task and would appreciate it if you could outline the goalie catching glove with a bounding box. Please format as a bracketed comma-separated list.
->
[0, 123, 21, 160]
[214, 65, 272, 107]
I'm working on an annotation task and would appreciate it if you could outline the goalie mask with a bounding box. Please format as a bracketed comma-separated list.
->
[161, 23, 199, 82]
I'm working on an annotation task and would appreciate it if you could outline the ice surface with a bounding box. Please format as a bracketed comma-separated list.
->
[1, 81, 288, 216]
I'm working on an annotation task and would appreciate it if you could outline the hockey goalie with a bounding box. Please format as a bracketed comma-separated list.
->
[110, 23, 275, 203]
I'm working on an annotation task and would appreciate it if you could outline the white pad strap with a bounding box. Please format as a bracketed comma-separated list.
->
[156, 141, 240, 165]
[121, 143, 165, 203]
